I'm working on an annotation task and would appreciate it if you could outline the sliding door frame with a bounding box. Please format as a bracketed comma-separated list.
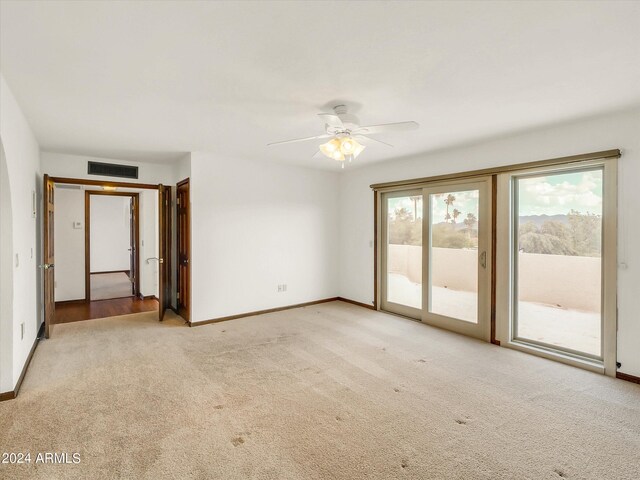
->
[373, 149, 620, 376]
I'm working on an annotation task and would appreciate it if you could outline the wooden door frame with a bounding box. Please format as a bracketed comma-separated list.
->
[48, 176, 160, 305]
[176, 178, 191, 321]
[85, 190, 140, 301]
[43, 174, 55, 338]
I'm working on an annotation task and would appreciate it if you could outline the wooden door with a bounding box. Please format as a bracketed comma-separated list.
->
[43, 175, 55, 338]
[177, 179, 190, 321]
[129, 197, 135, 295]
[158, 185, 171, 321]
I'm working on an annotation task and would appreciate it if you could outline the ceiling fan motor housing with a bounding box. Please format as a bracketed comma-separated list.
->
[333, 105, 359, 131]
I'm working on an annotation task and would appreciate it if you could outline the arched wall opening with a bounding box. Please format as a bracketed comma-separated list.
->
[0, 139, 15, 392]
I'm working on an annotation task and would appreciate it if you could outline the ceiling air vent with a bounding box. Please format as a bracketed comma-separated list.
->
[87, 161, 138, 179]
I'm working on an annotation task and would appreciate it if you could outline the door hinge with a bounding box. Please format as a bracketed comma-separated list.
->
[177, 198, 180, 206]
[177, 292, 180, 299]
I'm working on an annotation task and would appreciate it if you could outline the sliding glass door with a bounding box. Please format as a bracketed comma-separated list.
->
[377, 153, 617, 373]
[423, 180, 491, 339]
[380, 178, 492, 340]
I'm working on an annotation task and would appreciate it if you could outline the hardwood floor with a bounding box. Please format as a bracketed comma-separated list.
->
[55, 297, 158, 324]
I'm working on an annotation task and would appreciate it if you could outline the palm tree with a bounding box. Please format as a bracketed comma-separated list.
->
[464, 213, 477, 237]
[452, 208, 461, 224]
[444, 194, 456, 222]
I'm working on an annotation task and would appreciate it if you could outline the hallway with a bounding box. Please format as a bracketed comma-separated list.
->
[55, 297, 159, 324]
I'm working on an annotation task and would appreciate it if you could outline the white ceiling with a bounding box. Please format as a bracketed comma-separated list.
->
[1, 1, 639, 170]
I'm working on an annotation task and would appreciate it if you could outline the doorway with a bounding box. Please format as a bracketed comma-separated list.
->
[43, 177, 174, 338]
[85, 191, 139, 301]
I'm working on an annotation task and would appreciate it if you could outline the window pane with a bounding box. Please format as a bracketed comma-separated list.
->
[515, 169, 603, 357]
[428, 190, 479, 323]
[387, 195, 422, 309]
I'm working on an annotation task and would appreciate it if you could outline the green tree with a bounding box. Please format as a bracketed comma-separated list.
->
[567, 209, 601, 257]
[389, 207, 422, 246]
[463, 213, 477, 238]
[432, 223, 473, 249]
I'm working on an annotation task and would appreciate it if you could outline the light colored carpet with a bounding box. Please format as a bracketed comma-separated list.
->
[0, 302, 638, 479]
[90, 272, 132, 300]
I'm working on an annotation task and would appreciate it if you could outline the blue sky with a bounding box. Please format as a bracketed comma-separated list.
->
[518, 170, 603, 216]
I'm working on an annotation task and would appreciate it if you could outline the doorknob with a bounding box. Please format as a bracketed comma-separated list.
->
[479, 251, 487, 269]
[39, 263, 55, 270]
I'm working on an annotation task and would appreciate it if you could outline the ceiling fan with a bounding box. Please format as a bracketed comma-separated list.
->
[267, 105, 419, 168]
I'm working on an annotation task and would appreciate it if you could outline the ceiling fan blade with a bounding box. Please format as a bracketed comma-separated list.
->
[353, 121, 419, 135]
[267, 134, 331, 146]
[318, 113, 344, 129]
[354, 134, 394, 148]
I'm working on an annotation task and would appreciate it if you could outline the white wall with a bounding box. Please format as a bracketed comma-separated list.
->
[0, 74, 41, 392]
[338, 107, 640, 377]
[140, 189, 158, 297]
[54, 187, 85, 301]
[89, 195, 131, 273]
[190, 153, 339, 321]
[41, 152, 176, 186]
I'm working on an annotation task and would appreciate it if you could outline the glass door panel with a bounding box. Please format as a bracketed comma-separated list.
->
[427, 189, 480, 323]
[422, 178, 491, 341]
[381, 190, 423, 318]
[513, 168, 603, 358]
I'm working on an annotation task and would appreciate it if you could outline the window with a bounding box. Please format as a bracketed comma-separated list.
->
[496, 158, 617, 374]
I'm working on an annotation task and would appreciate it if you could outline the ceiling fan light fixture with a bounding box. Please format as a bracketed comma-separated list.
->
[352, 143, 366, 159]
[269, 105, 418, 168]
[340, 138, 355, 154]
[319, 138, 341, 159]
